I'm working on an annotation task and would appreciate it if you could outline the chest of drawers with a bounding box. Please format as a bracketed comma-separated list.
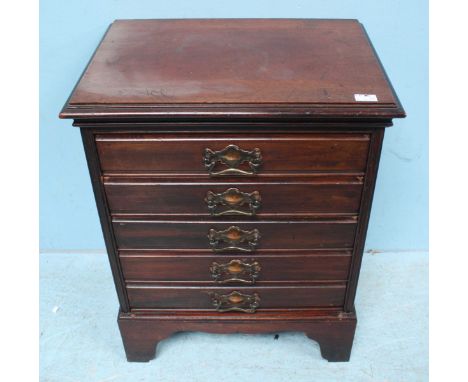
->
[60, 19, 405, 362]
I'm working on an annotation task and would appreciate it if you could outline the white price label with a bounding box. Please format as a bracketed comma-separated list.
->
[354, 94, 378, 102]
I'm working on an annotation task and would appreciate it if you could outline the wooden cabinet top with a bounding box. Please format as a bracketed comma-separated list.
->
[60, 19, 405, 121]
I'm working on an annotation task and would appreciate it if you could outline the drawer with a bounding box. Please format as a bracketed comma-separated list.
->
[105, 175, 363, 216]
[113, 219, 357, 250]
[126, 284, 346, 310]
[96, 133, 370, 174]
[120, 251, 352, 283]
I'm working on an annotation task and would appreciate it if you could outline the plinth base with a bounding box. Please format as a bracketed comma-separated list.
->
[118, 309, 357, 362]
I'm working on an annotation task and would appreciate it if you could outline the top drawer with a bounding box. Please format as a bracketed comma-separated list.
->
[95, 133, 370, 175]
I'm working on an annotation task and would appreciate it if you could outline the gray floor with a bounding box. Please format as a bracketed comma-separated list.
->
[40, 251, 428, 382]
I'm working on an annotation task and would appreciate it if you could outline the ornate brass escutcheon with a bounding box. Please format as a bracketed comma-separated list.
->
[207, 226, 260, 252]
[210, 259, 261, 284]
[211, 290, 260, 313]
[205, 188, 262, 216]
[203, 144, 262, 176]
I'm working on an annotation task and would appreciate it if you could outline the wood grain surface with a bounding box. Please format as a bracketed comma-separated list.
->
[63, 20, 401, 108]
[126, 284, 347, 309]
[104, 176, 363, 216]
[119, 251, 352, 282]
[112, 219, 357, 250]
[96, 133, 370, 173]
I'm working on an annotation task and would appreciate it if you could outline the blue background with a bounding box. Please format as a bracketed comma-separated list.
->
[40, 0, 428, 251]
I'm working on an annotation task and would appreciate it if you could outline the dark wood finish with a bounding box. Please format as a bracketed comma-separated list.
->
[118, 309, 357, 362]
[60, 19, 405, 363]
[112, 219, 357, 250]
[75, 120, 394, 130]
[104, 176, 363, 216]
[126, 284, 346, 310]
[344, 128, 385, 311]
[80, 130, 129, 311]
[60, 19, 404, 120]
[119, 251, 352, 282]
[96, 133, 370, 174]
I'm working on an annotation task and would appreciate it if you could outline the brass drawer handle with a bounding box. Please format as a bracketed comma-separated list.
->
[203, 144, 262, 176]
[208, 226, 260, 252]
[205, 188, 262, 216]
[211, 290, 260, 313]
[210, 259, 261, 284]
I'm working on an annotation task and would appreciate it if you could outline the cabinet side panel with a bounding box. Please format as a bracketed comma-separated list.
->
[344, 128, 385, 311]
[81, 128, 130, 311]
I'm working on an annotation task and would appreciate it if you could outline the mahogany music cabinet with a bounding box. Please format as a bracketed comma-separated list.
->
[60, 19, 405, 362]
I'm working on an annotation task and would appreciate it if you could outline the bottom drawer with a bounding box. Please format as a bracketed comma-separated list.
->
[126, 285, 346, 310]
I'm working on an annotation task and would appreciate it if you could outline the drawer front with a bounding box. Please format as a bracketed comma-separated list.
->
[120, 252, 352, 283]
[113, 220, 357, 250]
[105, 177, 363, 216]
[96, 133, 370, 174]
[126, 285, 346, 310]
